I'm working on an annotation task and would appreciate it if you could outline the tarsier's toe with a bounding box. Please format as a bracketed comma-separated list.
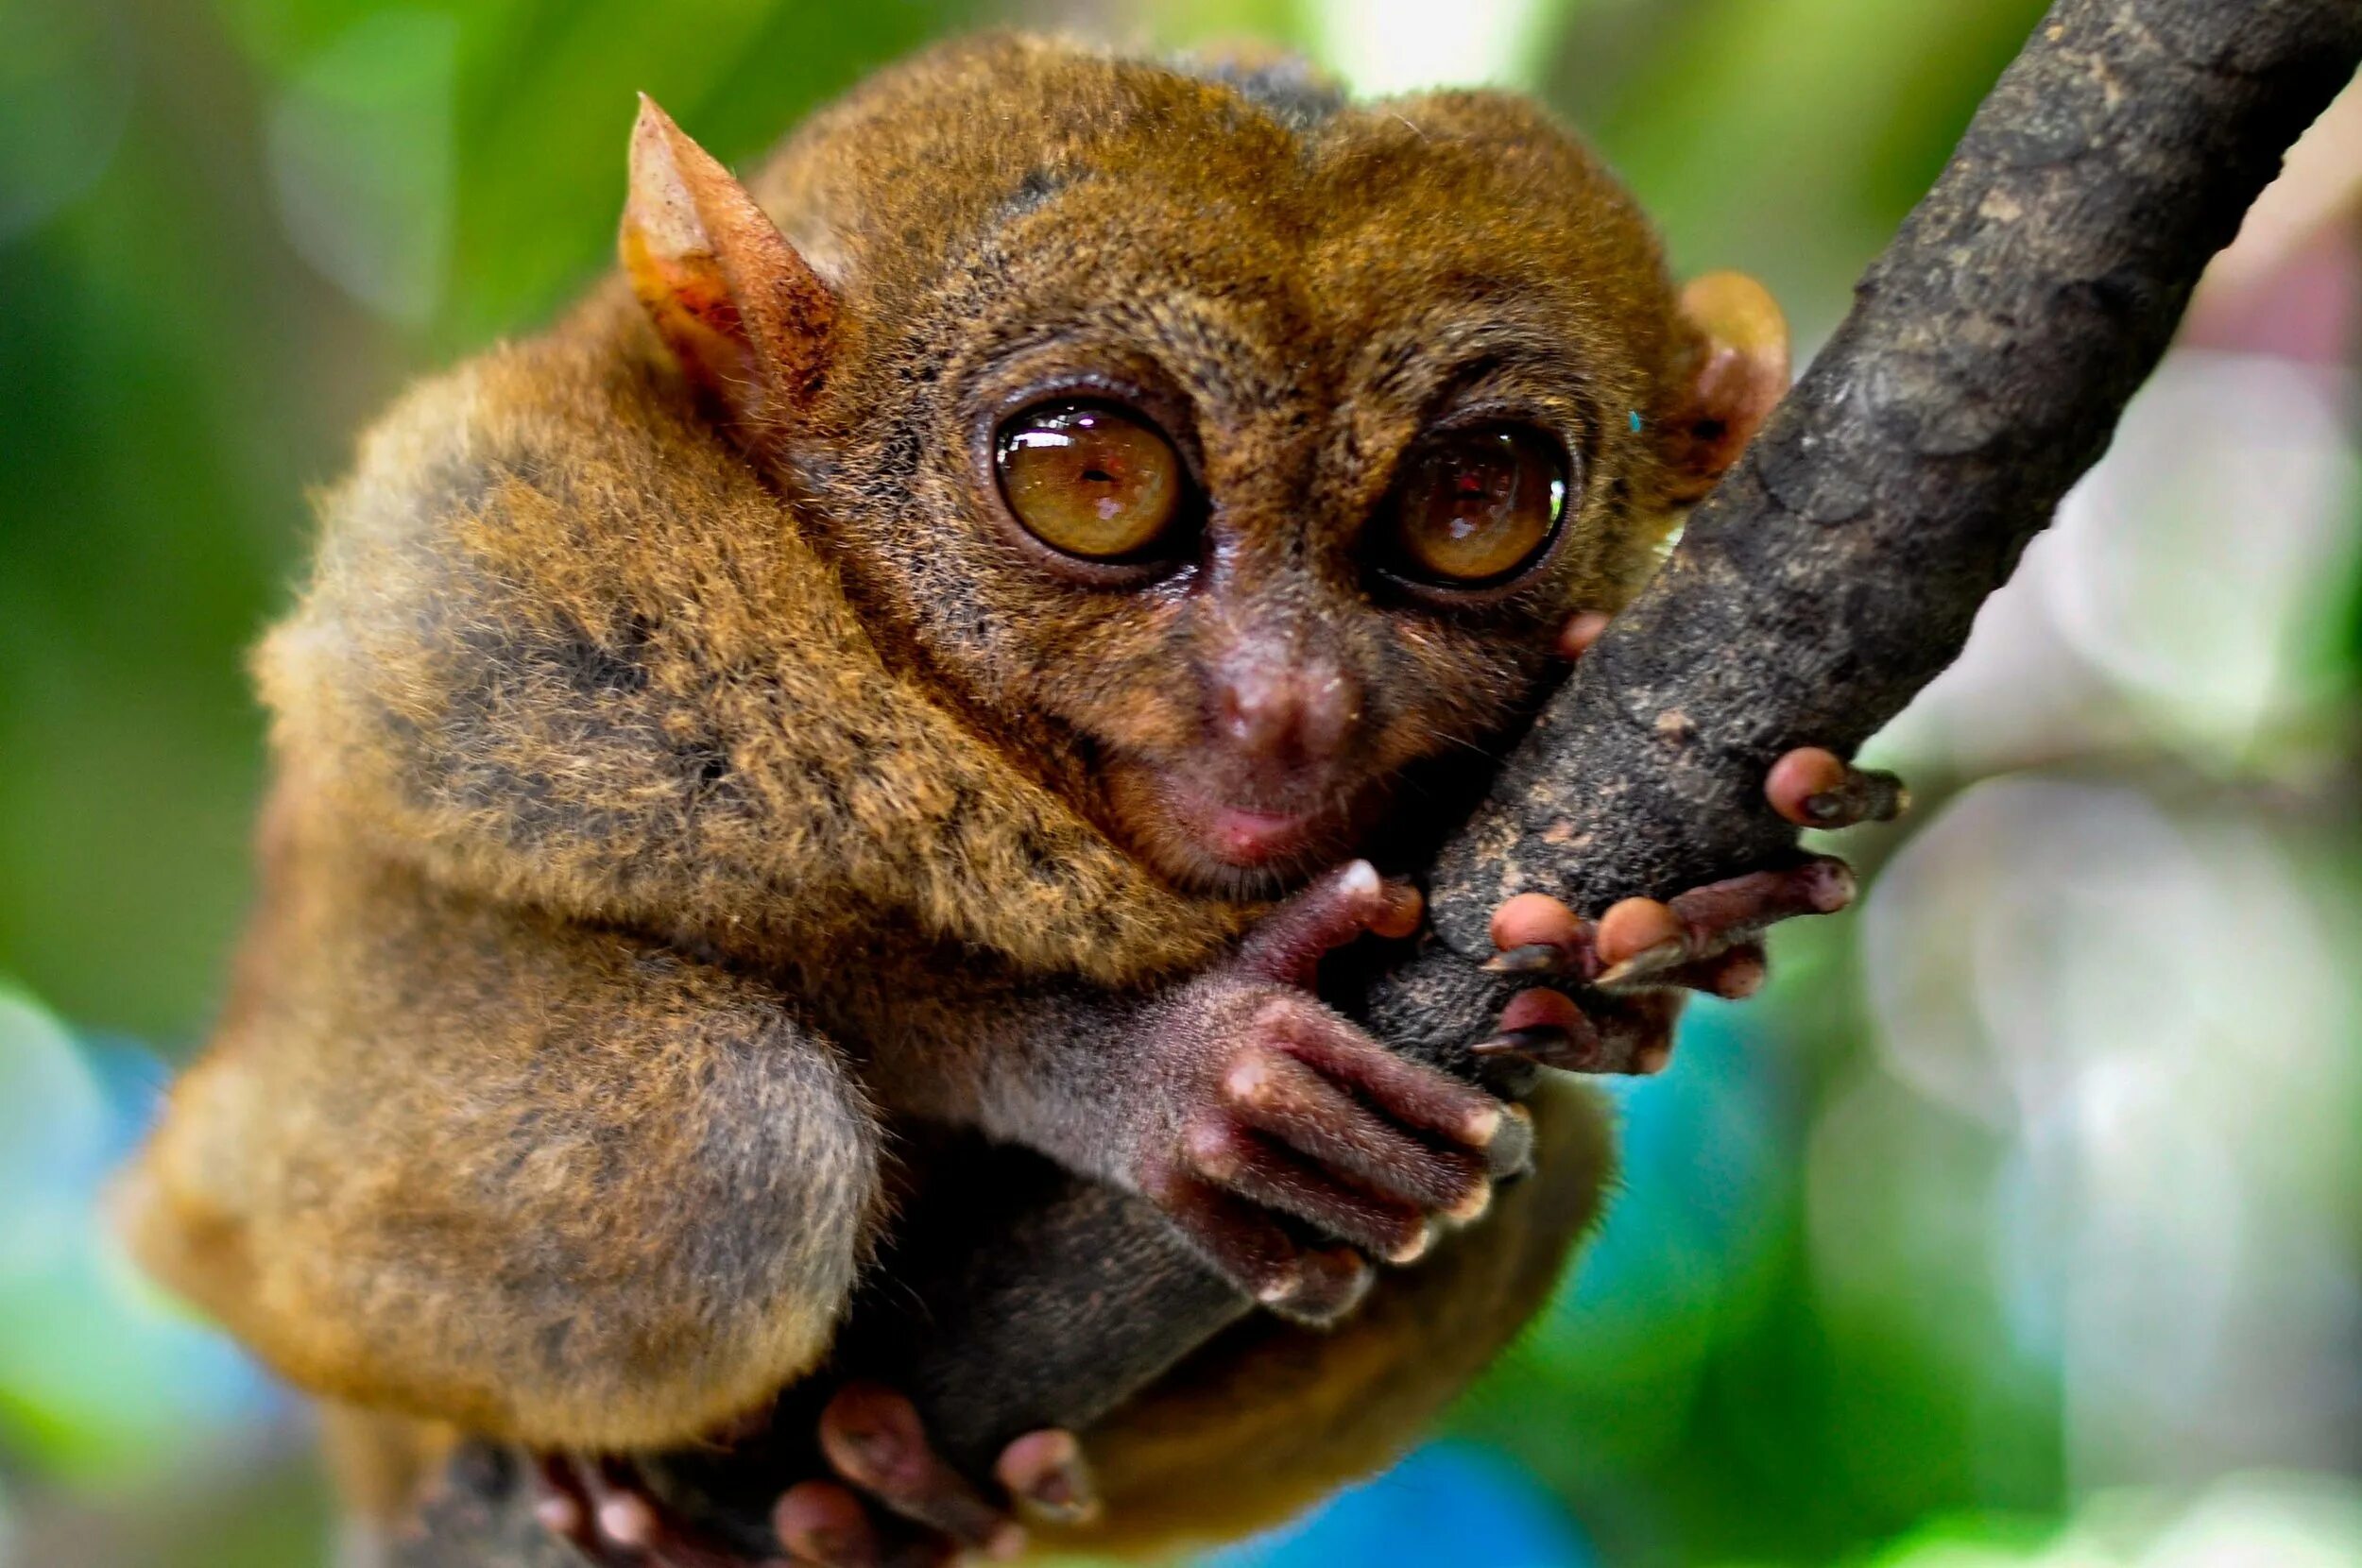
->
[815, 1385, 1025, 1561]
[1557, 608, 1613, 659]
[1182, 1114, 1431, 1261]
[1217, 1044, 1494, 1211]
[993, 1429, 1099, 1527]
[1140, 1154, 1376, 1324]
[1765, 745, 1909, 828]
[1476, 850, 1857, 1074]
[775, 1479, 883, 1567]
[527, 1452, 738, 1568]
[528, 1455, 596, 1548]
[773, 1396, 1080, 1568]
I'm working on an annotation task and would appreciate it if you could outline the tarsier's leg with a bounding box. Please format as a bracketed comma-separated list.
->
[118, 844, 885, 1568]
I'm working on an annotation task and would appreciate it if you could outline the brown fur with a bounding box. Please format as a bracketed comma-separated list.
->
[121, 32, 1728, 1556]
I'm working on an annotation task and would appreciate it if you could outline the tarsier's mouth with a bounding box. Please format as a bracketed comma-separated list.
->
[1104, 759, 1381, 893]
[1189, 796, 1329, 869]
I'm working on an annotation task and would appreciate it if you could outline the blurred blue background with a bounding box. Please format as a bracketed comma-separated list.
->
[4, 1, 2359, 1563]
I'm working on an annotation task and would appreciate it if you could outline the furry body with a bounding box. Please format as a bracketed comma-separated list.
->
[121, 34, 1725, 1555]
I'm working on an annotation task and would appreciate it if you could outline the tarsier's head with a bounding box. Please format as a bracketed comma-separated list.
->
[623, 35, 1786, 895]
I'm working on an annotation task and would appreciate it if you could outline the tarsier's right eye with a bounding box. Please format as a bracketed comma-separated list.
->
[995, 401, 1187, 562]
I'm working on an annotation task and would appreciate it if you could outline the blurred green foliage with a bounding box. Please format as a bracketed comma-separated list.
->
[4, 2, 2357, 1565]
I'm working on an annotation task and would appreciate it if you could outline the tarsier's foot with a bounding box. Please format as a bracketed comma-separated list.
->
[527, 1451, 752, 1567]
[1475, 743, 1905, 1077]
[770, 1384, 1092, 1567]
[1132, 861, 1532, 1325]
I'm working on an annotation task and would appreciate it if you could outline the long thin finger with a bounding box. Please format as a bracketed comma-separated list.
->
[1224, 1048, 1491, 1217]
[1597, 861, 1854, 987]
[1235, 861, 1416, 985]
[1142, 1158, 1371, 1323]
[1186, 1118, 1431, 1262]
[1259, 1002, 1517, 1160]
[1668, 858, 1855, 937]
[817, 1387, 1023, 1560]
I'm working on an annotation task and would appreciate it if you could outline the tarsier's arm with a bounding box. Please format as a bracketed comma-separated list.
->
[858, 862, 1530, 1321]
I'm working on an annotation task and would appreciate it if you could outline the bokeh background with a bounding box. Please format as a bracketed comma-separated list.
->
[5, 0, 2359, 1563]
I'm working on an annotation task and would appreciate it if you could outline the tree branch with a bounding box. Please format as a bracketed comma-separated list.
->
[394, 1, 2362, 1559]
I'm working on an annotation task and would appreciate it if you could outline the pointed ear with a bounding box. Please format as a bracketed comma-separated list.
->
[620, 95, 836, 431]
[1661, 271, 1789, 503]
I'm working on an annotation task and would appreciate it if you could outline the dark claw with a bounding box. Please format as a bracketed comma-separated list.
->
[1768, 746, 1910, 828]
[1470, 1022, 1604, 1073]
[1805, 767, 1909, 826]
[1470, 1024, 1565, 1058]
[1594, 937, 1690, 988]
[1480, 942, 1569, 976]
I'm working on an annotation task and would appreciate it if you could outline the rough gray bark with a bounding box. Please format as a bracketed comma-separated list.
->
[394, 0, 2362, 1559]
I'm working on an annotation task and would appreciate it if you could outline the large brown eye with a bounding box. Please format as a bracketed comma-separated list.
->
[1382, 425, 1568, 587]
[995, 401, 1186, 562]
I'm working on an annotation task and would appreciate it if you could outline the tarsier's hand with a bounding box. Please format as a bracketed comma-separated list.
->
[1125, 862, 1533, 1326]
[1475, 724, 1907, 1078]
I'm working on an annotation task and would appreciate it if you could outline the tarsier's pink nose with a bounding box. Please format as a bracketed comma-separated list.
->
[1212, 659, 1362, 765]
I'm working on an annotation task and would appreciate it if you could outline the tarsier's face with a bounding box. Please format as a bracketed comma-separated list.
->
[713, 42, 1737, 895]
[985, 393, 1571, 890]
[933, 280, 1619, 897]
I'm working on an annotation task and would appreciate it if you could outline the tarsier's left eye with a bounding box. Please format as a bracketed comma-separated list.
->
[1377, 425, 1569, 588]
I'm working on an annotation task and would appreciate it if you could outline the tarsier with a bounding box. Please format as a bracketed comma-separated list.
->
[120, 34, 1891, 1568]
